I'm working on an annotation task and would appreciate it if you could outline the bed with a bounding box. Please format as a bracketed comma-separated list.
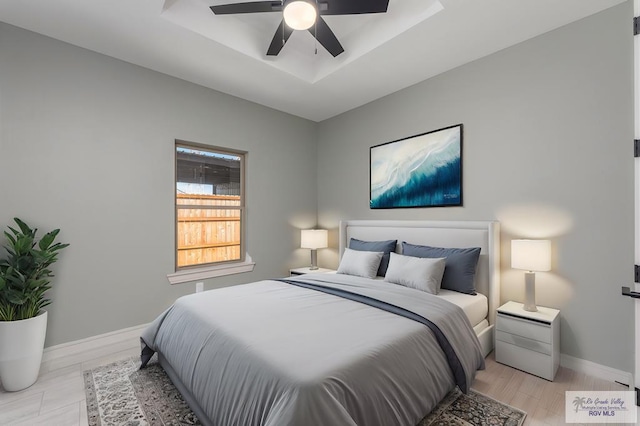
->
[340, 220, 500, 357]
[141, 220, 500, 426]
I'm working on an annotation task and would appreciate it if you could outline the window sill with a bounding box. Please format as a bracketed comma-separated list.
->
[167, 253, 255, 285]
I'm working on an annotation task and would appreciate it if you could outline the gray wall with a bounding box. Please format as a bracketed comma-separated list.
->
[0, 23, 318, 347]
[0, 3, 634, 373]
[317, 3, 634, 372]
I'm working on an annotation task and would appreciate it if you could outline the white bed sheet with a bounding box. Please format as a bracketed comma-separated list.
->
[335, 272, 489, 328]
[437, 289, 488, 328]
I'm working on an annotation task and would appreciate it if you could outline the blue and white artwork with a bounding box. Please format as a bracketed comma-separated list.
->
[370, 124, 462, 209]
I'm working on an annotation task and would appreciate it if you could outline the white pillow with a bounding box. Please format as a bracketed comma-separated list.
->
[337, 248, 384, 279]
[384, 252, 446, 294]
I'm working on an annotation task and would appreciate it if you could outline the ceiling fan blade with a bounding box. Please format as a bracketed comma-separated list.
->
[267, 19, 294, 56]
[310, 16, 344, 57]
[210, 1, 283, 15]
[319, 0, 388, 15]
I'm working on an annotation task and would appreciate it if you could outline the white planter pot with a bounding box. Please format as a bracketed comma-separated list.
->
[0, 310, 48, 391]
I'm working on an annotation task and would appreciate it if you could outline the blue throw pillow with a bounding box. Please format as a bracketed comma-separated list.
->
[349, 238, 397, 276]
[401, 242, 481, 295]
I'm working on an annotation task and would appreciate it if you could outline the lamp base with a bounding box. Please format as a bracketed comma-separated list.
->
[309, 249, 318, 270]
[523, 272, 538, 312]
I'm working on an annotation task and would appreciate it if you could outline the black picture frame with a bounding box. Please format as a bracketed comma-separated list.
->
[370, 124, 463, 209]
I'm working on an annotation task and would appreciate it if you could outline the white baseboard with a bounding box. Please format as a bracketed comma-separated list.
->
[561, 353, 633, 387]
[42, 323, 149, 365]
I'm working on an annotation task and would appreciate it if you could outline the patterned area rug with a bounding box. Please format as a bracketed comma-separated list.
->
[84, 357, 526, 426]
[419, 388, 526, 426]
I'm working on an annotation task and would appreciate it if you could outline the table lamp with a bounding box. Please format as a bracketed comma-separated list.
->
[511, 239, 551, 312]
[301, 229, 328, 270]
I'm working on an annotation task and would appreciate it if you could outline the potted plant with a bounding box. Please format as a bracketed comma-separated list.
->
[0, 218, 69, 391]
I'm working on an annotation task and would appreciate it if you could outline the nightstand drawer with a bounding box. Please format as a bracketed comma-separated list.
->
[496, 340, 553, 380]
[496, 313, 551, 343]
[496, 330, 551, 355]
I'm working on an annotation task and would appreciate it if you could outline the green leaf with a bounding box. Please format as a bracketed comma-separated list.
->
[38, 229, 59, 250]
[13, 235, 34, 255]
[5, 272, 25, 286]
[27, 278, 48, 289]
[3, 231, 16, 246]
[7, 226, 20, 237]
[13, 218, 33, 236]
[6, 289, 27, 305]
[50, 243, 70, 252]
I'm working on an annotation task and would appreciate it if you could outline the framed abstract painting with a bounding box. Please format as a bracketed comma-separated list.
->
[370, 124, 463, 209]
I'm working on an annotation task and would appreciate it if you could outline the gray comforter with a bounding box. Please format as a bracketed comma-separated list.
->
[141, 273, 485, 426]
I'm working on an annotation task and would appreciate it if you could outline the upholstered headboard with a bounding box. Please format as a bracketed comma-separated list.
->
[339, 220, 500, 325]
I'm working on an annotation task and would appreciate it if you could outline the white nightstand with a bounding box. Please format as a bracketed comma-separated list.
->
[289, 267, 336, 276]
[495, 301, 560, 381]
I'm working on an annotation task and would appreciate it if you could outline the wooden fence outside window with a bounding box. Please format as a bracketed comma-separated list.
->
[176, 193, 241, 268]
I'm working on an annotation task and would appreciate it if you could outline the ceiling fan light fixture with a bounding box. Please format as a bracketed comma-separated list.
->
[283, 1, 317, 31]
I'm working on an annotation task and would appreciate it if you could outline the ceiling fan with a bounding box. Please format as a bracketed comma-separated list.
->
[210, 0, 390, 57]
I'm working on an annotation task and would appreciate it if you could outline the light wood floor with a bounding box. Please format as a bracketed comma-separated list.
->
[474, 354, 630, 426]
[0, 340, 633, 426]
[0, 341, 140, 426]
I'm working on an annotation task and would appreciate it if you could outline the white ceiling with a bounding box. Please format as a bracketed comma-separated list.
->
[0, 0, 627, 122]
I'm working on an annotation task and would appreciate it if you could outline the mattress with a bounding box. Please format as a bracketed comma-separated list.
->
[437, 289, 488, 328]
[473, 319, 489, 335]
[141, 273, 485, 426]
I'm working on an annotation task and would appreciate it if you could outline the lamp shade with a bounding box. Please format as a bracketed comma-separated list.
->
[283, 1, 317, 30]
[301, 229, 328, 250]
[511, 239, 551, 272]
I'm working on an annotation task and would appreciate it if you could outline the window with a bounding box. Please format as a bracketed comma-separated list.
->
[175, 142, 245, 271]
